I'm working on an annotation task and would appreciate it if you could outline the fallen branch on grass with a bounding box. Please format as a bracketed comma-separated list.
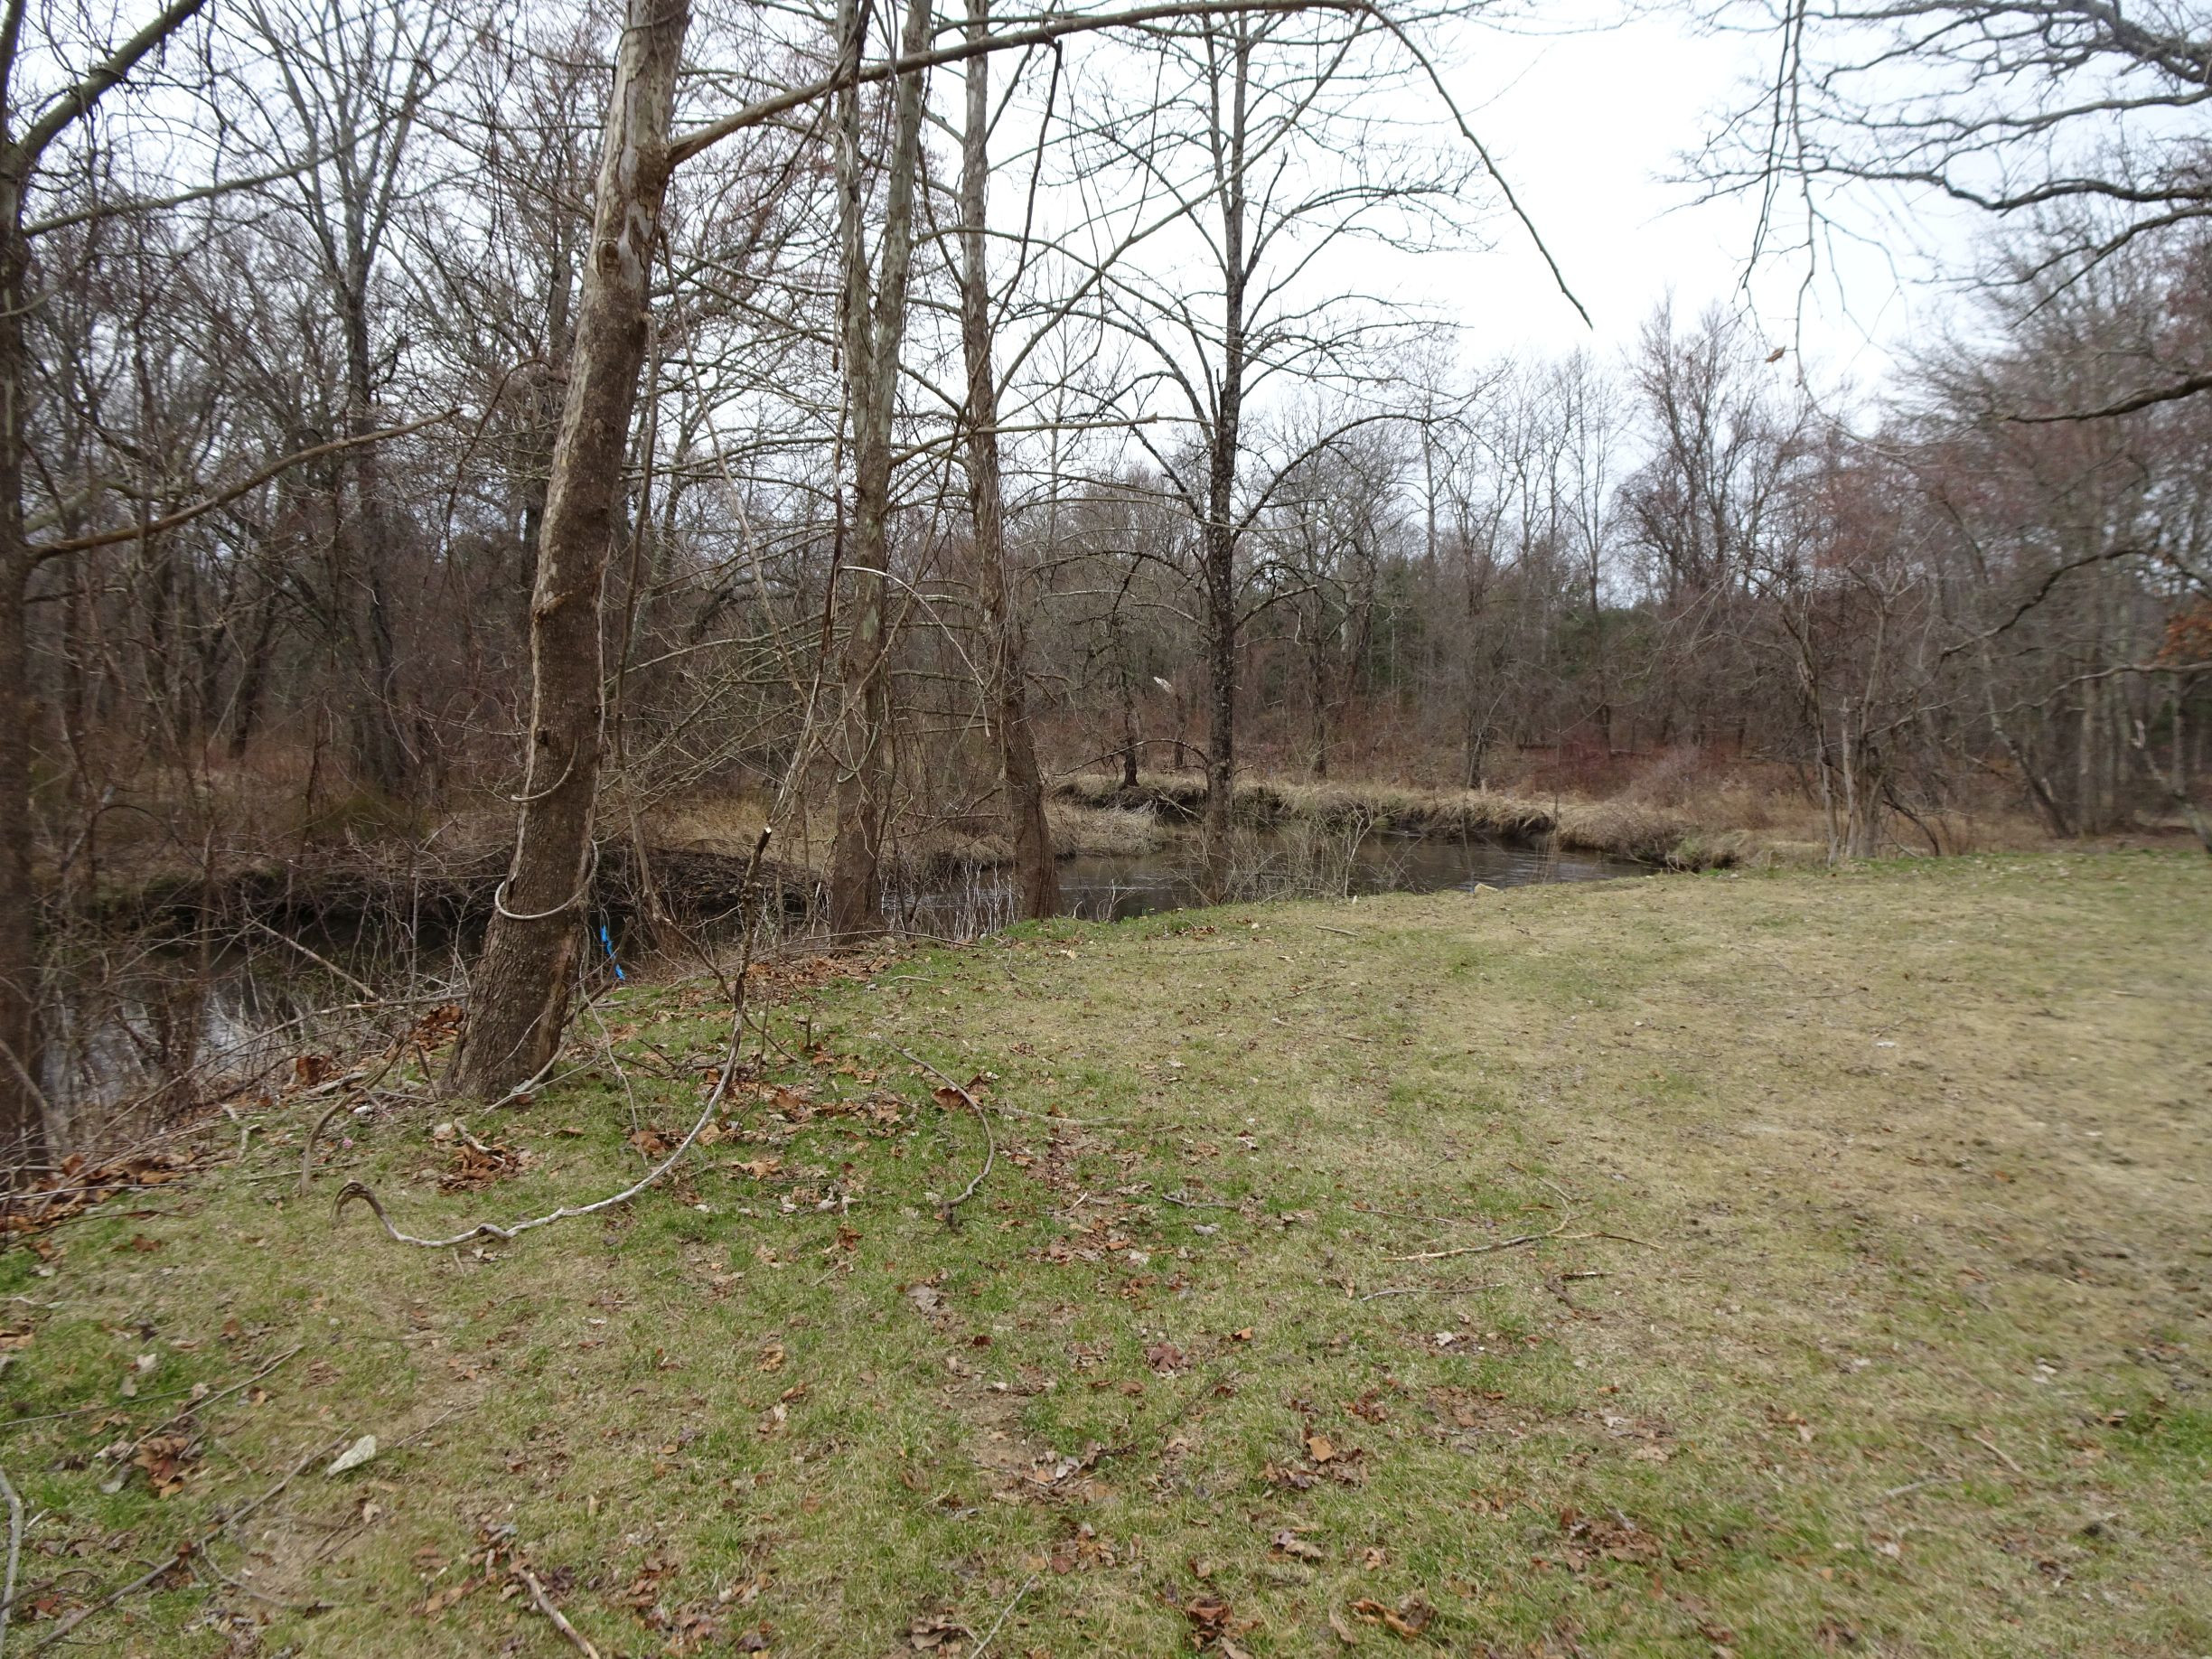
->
[1973, 1431, 2026, 1475]
[984, 1101, 1147, 1129]
[1388, 1225, 1561, 1263]
[2, 1345, 300, 1438]
[1357, 1280, 1504, 1301]
[0, 1461, 21, 1659]
[891, 1045, 995, 1216]
[1158, 1188, 1235, 1210]
[129, 1345, 303, 1454]
[27, 1434, 346, 1654]
[970, 1572, 1036, 1658]
[1877, 1474, 1962, 1501]
[522, 1568, 600, 1658]
[335, 830, 772, 1251]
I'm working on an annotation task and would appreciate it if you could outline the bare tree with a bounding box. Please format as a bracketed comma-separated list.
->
[823, 0, 934, 937]
[1709, 0, 2212, 416]
[238, 0, 452, 794]
[0, 0, 212, 1157]
[1081, 9, 1477, 888]
[958, 0, 1059, 919]
[449, 0, 691, 1098]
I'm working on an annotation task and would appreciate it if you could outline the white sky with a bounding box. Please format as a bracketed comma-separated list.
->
[1426, 9, 1973, 388]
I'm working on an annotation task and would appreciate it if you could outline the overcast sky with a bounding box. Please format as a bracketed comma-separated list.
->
[1428, 7, 1973, 387]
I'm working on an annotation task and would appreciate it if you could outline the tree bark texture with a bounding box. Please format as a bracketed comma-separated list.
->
[450, 0, 690, 1098]
[827, 0, 932, 937]
[960, 0, 1058, 921]
[1198, 23, 1251, 899]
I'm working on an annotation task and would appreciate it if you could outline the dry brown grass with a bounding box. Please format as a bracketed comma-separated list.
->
[1054, 772, 1725, 865]
[1051, 765, 2092, 870]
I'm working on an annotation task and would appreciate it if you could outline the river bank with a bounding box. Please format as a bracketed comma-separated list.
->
[2, 850, 2205, 1654]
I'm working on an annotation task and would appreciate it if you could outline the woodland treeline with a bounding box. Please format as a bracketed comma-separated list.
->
[0, 0, 2207, 1157]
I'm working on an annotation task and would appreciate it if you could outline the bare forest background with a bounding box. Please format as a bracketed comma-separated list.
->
[0, 0, 2207, 1159]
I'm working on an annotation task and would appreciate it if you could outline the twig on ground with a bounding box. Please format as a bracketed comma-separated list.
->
[1973, 1431, 2026, 1475]
[892, 1045, 994, 1216]
[386, 1405, 467, 1452]
[521, 1568, 600, 1658]
[1310, 923, 1356, 936]
[986, 1101, 1144, 1129]
[28, 1434, 344, 1653]
[1878, 1475, 1962, 1501]
[1354, 1203, 1493, 1228]
[0, 1460, 22, 1659]
[191, 1550, 333, 1613]
[1158, 1188, 1234, 1210]
[3, 1345, 300, 1438]
[132, 1345, 302, 1451]
[335, 830, 773, 1251]
[970, 1572, 1036, 1658]
[299, 1097, 354, 1195]
[1357, 1280, 1504, 1301]
[222, 1105, 252, 1164]
[581, 1001, 648, 1151]
[1389, 1225, 1562, 1263]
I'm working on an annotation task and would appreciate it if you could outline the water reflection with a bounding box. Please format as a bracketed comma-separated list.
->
[895, 832, 1650, 937]
[44, 833, 1648, 1120]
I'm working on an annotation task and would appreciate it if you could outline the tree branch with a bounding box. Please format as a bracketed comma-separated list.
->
[33, 410, 459, 560]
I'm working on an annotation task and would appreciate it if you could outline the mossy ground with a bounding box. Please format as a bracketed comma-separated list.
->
[3, 851, 2207, 1656]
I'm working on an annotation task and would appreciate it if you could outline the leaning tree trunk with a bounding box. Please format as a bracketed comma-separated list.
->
[960, 0, 1057, 921]
[449, 0, 690, 1099]
[826, 0, 932, 937]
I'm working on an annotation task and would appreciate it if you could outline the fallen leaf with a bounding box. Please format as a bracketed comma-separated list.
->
[907, 1284, 946, 1317]
[1271, 1529, 1325, 1562]
[908, 1612, 973, 1650]
[1350, 1595, 1434, 1639]
[420, 1577, 479, 1616]
[1184, 1592, 1233, 1644]
[1305, 1433, 1336, 1463]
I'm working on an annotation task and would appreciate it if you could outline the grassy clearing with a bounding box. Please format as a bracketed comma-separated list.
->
[3, 851, 2207, 1656]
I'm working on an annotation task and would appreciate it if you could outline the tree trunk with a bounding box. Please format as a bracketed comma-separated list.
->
[1112, 606, 1140, 790]
[341, 294, 409, 797]
[449, 0, 690, 1098]
[960, 0, 1057, 921]
[1198, 23, 1251, 900]
[0, 179, 39, 1159]
[827, 0, 932, 937]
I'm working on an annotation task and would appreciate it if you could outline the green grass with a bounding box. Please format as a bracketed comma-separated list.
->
[2, 850, 2207, 1656]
